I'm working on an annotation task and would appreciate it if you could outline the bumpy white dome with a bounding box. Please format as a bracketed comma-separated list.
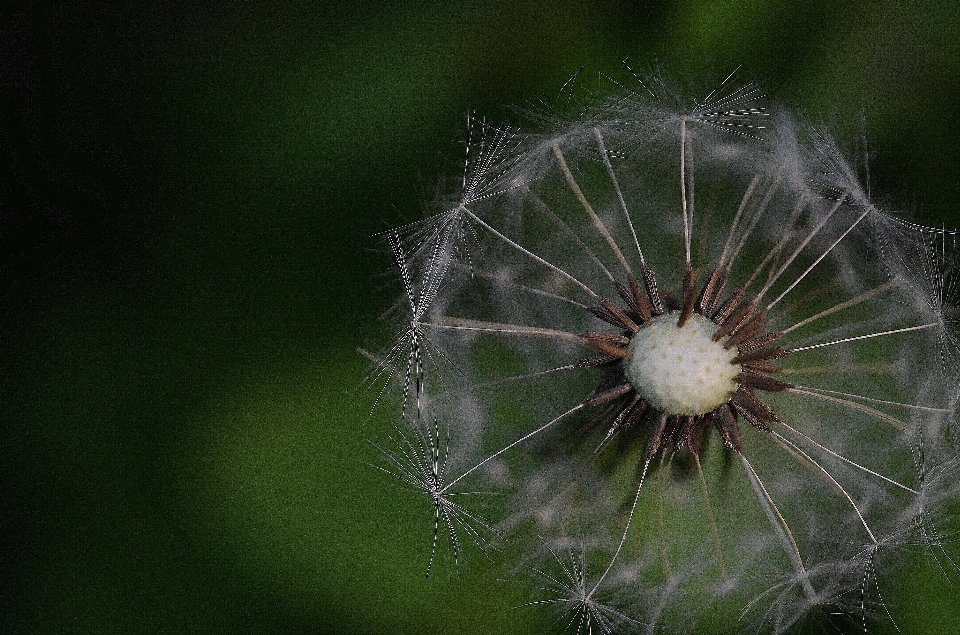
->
[625, 312, 741, 415]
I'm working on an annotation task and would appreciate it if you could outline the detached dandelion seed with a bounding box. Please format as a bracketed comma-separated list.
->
[364, 67, 960, 633]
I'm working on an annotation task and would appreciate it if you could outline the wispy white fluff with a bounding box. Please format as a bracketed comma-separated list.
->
[363, 67, 960, 633]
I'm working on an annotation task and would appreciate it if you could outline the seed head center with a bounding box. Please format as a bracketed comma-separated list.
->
[625, 312, 741, 416]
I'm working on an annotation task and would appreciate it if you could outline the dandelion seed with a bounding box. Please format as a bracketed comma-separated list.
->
[388, 113, 529, 277]
[522, 540, 638, 635]
[369, 419, 497, 577]
[361, 231, 452, 421]
[365, 67, 960, 633]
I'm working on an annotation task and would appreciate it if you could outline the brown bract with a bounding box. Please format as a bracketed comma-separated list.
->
[579, 262, 791, 458]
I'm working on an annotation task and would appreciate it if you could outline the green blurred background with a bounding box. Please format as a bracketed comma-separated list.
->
[2, 1, 959, 633]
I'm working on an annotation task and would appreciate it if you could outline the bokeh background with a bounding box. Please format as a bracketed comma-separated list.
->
[3, 1, 960, 633]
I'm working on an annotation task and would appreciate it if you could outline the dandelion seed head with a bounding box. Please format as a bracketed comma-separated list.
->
[364, 66, 960, 633]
